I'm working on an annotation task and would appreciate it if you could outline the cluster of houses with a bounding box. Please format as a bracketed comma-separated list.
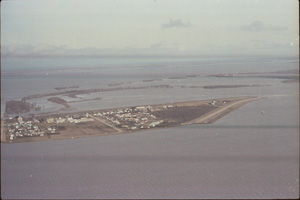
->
[208, 100, 227, 106]
[6, 113, 97, 141]
[45, 113, 95, 124]
[6, 116, 44, 141]
[163, 105, 174, 109]
[42, 105, 168, 131]
[5, 104, 178, 141]
[92, 105, 166, 130]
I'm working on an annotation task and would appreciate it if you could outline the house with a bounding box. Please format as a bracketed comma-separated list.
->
[150, 115, 157, 119]
[136, 106, 147, 112]
[10, 135, 15, 140]
[17, 116, 23, 123]
[146, 106, 153, 111]
[47, 127, 56, 133]
[148, 120, 163, 128]
[56, 117, 66, 123]
[46, 118, 54, 123]
[8, 129, 14, 133]
[113, 120, 120, 124]
[129, 118, 135, 122]
[67, 117, 74, 122]
[80, 118, 89, 122]
[117, 110, 124, 114]
[33, 119, 40, 123]
[209, 101, 216, 105]
[73, 114, 80, 119]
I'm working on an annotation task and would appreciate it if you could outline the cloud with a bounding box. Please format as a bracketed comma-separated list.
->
[241, 21, 288, 32]
[161, 19, 192, 29]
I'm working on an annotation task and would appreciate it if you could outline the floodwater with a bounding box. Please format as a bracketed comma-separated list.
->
[1, 56, 299, 199]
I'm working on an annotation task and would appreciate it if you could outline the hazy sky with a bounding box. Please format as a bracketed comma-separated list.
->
[1, 0, 299, 57]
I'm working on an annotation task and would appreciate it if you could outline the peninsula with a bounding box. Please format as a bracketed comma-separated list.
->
[1, 96, 262, 143]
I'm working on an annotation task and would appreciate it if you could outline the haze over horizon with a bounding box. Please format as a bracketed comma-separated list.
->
[1, 0, 299, 57]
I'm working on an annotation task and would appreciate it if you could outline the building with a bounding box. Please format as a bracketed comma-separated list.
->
[33, 119, 40, 123]
[148, 120, 163, 128]
[46, 118, 54, 123]
[56, 117, 66, 123]
[136, 106, 147, 112]
[10, 135, 15, 140]
[17, 116, 23, 123]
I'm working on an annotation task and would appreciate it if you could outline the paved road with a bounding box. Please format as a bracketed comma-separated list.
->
[90, 115, 123, 133]
[184, 97, 262, 125]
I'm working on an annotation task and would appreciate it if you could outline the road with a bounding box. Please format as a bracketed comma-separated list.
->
[184, 96, 263, 125]
[90, 115, 123, 133]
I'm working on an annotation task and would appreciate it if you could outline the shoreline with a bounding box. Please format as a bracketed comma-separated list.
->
[1, 120, 7, 143]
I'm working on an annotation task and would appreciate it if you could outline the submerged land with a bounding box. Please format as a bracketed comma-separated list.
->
[5, 69, 296, 116]
[209, 69, 299, 81]
[1, 96, 262, 143]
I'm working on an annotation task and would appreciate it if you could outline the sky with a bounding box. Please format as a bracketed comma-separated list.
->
[1, 0, 299, 57]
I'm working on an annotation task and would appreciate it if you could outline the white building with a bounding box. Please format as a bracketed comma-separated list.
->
[56, 117, 66, 123]
[148, 120, 163, 128]
[17, 116, 23, 123]
[46, 118, 54, 123]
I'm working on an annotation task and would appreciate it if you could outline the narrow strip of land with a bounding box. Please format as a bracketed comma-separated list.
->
[184, 97, 263, 125]
[3, 96, 262, 143]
